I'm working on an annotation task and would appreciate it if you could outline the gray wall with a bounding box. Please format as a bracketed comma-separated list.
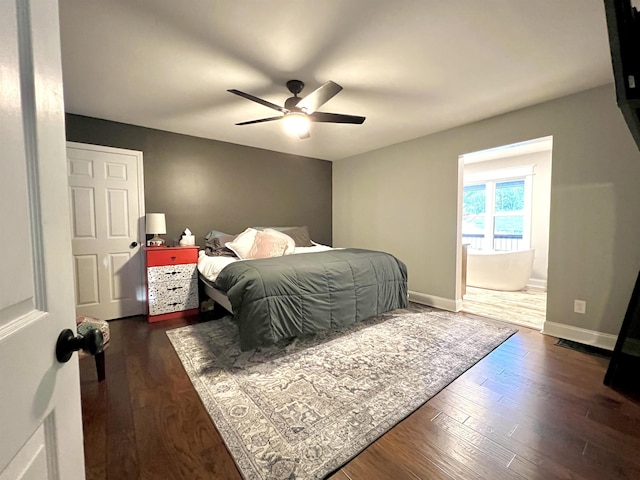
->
[334, 84, 640, 343]
[65, 114, 332, 246]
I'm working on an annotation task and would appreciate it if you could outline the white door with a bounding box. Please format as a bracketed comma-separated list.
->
[67, 143, 145, 320]
[0, 0, 85, 478]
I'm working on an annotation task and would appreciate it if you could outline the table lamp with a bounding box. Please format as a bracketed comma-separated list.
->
[146, 213, 166, 246]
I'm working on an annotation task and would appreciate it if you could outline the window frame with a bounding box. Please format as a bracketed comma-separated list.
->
[463, 165, 534, 251]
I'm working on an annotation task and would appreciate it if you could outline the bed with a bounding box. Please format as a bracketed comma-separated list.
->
[198, 227, 408, 350]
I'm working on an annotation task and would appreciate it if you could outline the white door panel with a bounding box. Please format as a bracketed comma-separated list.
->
[70, 186, 97, 238]
[67, 143, 145, 320]
[107, 189, 130, 237]
[74, 254, 100, 305]
[1, 0, 84, 477]
[0, 421, 50, 480]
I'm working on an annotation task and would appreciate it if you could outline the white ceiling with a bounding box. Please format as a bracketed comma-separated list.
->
[59, 0, 614, 161]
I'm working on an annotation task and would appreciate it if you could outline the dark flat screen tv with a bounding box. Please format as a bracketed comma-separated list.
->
[604, 270, 640, 391]
[605, 0, 640, 149]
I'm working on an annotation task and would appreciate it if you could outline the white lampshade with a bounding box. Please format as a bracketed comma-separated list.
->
[145, 213, 166, 235]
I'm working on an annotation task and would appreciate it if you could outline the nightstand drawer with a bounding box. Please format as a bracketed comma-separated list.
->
[147, 263, 197, 284]
[148, 277, 197, 298]
[148, 282, 198, 316]
[146, 247, 198, 267]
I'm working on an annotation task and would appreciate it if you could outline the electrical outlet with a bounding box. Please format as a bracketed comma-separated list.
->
[574, 299, 586, 314]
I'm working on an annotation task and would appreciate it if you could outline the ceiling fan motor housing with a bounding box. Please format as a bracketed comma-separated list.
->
[284, 96, 303, 111]
[286, 79, 305, 95]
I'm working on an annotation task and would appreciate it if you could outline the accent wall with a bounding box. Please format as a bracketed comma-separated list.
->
[65, 114, 332, 246]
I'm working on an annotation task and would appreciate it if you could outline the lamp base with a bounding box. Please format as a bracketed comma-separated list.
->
[147, 235, 165, 247]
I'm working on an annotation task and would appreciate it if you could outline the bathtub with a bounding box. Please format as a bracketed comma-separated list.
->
[466, 248, 535, 291]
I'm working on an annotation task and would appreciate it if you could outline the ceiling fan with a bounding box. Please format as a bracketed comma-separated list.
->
[228, 80, 365, 139]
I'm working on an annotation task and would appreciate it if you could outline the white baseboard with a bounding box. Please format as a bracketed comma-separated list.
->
[541, 321, 617, 351]
[527, 278, 547, 290]
[408, 290, 461, 312]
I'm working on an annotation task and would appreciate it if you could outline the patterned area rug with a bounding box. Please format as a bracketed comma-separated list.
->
[167, 304, 517, 480]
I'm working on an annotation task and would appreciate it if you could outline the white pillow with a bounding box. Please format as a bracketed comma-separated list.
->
[197, 250, 238, 282]
[245, 230, 288, 259]
[225, 228, 258, 259]
[263, 228, 295, 255]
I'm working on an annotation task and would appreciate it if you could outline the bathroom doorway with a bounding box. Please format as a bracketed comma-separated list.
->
[459, 136, 552, 330]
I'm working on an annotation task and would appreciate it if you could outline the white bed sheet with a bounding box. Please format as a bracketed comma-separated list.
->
[197, 244, 334, 283]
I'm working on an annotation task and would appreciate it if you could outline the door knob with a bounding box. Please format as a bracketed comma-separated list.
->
[130, 241, 138, 248]
[56, 328, 104, 363]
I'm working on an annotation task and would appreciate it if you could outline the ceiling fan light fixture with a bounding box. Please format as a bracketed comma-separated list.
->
[228, 79, 365, 135]
[282, 112, 310, 138]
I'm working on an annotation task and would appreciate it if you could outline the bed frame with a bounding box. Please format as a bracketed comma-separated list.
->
[200, 275, 233, 313]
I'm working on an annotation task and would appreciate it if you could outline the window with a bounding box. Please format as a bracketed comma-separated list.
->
[494, 179, 524, 239]
[462, 184, 486, 236]
[462, 167, 533, 251]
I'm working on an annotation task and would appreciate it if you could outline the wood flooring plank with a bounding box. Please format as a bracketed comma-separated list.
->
[485, 350, 607, 385]
[340, 441, 423, 480]
[514, 342, 608, 370]
[326, 470, 353, 480]
[480, 377, 591, 420]
[84, 463, 106, 480]
[585, 402, 640, 437]
[589, 391, 640, 418]
[581, 441, 640, 480]
[507, 456, 587, 480]
[79, 377, 107, 473]
[447, 376, 505, 406]
[382, 450, 458, 480]
[374, 432, 482, 480]
[437, 372, 640, 478]
[385, 409, 525, 480]
[126, 349, 194, 410]
[371, 413, 488, 480]
[427, 395, 471, 424]
[433, 381, 620, 480]
[197, 444, 243, 480]
[493, 359, 611, 397]
[106, 428, 139, 480]
[439, 379, 640, 472]
[431, 413, 516, 467]
[133, 392, 231, 479]
[106, 359, 136, 435]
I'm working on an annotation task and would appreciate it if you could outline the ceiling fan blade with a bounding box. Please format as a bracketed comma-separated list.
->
[228, 89, 288, 113]
[309, 112, 366, 124]
[235, 116, 283, 126]
[295, 81, 343, 114]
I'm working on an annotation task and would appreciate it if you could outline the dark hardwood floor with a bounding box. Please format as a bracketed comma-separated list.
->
[80, 311, 640, 480]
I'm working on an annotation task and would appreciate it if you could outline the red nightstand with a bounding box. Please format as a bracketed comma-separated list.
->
[145, 246, 200, 322]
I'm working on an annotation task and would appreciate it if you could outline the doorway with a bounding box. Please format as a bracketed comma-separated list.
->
[459, 136, 552, 330]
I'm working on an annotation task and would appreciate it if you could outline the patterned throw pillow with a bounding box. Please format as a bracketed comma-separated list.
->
[245, 230, 288, 259]
[262, 228, 295, 254]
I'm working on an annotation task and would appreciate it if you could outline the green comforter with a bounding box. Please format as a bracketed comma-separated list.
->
[214, 248, 408, 350]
